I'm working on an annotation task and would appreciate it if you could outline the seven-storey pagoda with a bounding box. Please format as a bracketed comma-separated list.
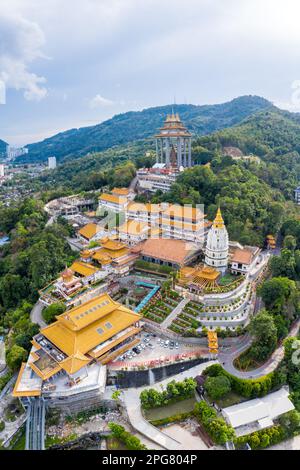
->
[205, 207, 229, 274]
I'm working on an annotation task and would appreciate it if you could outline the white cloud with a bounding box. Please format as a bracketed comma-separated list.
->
[0, 10, 47, 101]
[88, 94, 115, 108]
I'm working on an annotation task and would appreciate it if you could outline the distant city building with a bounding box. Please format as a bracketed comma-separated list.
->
[48, 156, 57, 169]
[205, 207, 229, 274]
[6, 145, 28, 160]
[295, 186, 300, 204]
[0, 164, 4, 177]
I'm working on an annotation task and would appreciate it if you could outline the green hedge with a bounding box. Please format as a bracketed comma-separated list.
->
[140, 378, 196, 410]
[203, 364, 284, 399]
[194, 401, 235, 445]
[108, 422, 146, 450]
[235, 425, 287, 449]
[150, 411, 194, 427]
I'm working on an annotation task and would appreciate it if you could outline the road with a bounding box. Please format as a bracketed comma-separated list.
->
[219, 318, 300, 379]
[129, 175, 138, 193]
[30, 300, 47, 328]
[25, 398, 45, 450]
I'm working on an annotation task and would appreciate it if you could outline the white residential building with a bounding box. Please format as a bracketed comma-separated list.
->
[98, 193, 129, 213]
[222, 387, 294, 437]
[48, 156, 57, 169]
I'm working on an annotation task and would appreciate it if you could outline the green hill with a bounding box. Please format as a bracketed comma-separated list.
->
[23, 95, 271, 163]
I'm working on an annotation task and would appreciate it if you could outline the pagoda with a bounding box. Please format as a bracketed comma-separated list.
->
[155, 112, 192, 168]
[204, 207, 229, 274]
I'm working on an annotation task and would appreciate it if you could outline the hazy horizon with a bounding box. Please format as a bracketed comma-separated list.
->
[2, 0, 300, 146]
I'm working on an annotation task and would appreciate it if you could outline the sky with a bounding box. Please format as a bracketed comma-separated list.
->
[2, 0, 300, 145]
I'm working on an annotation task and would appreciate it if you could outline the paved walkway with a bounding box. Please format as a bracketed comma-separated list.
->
[122, 360, 217, 450]
[219, 319, 300, 379]
[161, 298, 190, 329]
[30, 301, 47, 328]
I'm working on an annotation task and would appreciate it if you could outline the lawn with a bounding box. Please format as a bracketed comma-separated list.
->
[144, 397, 197, 421]
[208, 391, 244, 408]
[233, 347, 266, 371]
[218, 274, 240, 286]
[9, 429, 26, 450]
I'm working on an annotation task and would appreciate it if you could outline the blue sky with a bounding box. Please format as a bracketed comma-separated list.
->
[2, 0, 300, 145]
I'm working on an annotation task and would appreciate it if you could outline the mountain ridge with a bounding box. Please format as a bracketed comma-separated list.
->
[20, 95, 272, 163]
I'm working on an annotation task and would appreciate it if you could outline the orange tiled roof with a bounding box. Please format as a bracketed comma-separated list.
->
[140, 238, 198, 265]
[112, 187, 130, 196]
[230, 247, 259, 265]
[79, 223, 99, 240]
[99, 193, 127, 204]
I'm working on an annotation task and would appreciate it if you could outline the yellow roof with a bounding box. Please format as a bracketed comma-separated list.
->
[100, 237, 127, 251]
[57, 293, 118, 330]
[112, 187, 130, 196]
[197, 266, 220, 281]
[162, 204, 203, 220]
[41, 295, 141, 357]
[99, 193, 127, 204]
[12, 363, 42, 397]
[70, 261, 98, 277]
[92, 250, 112, 264]
[213, 207, 225, 229]
[79, 223, 98, 240]
[60, 351, 91, 375]
[80, 249, 93, 259]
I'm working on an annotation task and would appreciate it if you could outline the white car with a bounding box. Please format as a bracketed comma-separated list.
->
[141, 343, 146, 349]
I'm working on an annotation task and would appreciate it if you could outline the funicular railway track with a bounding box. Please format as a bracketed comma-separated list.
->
[26, 397, 45, 450]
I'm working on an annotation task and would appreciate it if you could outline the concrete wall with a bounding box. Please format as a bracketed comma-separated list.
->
[110, 357, 210, 388]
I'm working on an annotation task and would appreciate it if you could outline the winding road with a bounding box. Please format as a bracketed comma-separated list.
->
[30, 300, 47, 328]
[219, 318, 300, 379]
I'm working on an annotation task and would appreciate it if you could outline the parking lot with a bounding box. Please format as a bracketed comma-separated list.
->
[110, 332, 207, 368]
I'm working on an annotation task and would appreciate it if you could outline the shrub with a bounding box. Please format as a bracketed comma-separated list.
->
[204, 375, 231, 400]
[140, 378, 196, 409]
[43, 302, 66, 324]
[108, 423, 146, 450]
[150, 411, 194, 427]
[194, 401, 235, 445]
[235, 425, 287, 449]
[203, 364, 280, 399]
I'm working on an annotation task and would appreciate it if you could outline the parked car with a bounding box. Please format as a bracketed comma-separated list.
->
[175, 342, 179, 349]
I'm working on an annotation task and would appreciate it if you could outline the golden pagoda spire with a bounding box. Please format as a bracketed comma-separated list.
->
[213, 206, 225, 229]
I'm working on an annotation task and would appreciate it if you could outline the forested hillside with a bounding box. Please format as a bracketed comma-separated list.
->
[22, 95, 271, 162]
